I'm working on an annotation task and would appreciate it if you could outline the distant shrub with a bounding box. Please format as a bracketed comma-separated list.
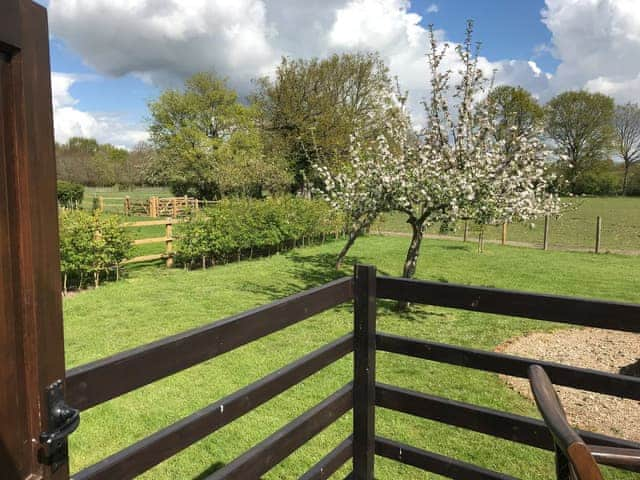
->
[57, 180, 84, 208]
[59, 210, 132, 292]
[175, 197, 343, 268]
[573, 170, 621, 196]
[626, 170, 640, 196]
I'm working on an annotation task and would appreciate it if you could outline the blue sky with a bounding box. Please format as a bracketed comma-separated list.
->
[43, 0, 640, 147]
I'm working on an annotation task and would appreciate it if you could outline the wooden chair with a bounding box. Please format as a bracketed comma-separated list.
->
[528, 365, 640, 479]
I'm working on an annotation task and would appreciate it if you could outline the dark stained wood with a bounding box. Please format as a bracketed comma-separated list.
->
[0, 1, 67, 479]
[533, 366, 640, 475]
[376, 276, 640, 332]
[377, 333, 640, 400]
[205, 384, 353, 480]
[375, 383, 640, 458]
[353, 264, 376, 480]
[73, 334, 353, 480]
[589, 446, 640, 473]
[375, 436, 518, 480]
[299, 436, 353, 480]
[66, 276, 353, 410]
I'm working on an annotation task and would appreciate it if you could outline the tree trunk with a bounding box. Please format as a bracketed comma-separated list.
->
[396, 220, 424, 311]
[335, 229, 359, 269]
[623, 165, 630, 195]
[63, 273, 68, 295]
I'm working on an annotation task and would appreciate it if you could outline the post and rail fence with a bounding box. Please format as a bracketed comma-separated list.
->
[90, 194, 218, 217]
[38, 265, 639, 479]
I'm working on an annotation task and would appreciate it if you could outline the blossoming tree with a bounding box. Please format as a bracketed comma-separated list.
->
[317, 21, 560, 285]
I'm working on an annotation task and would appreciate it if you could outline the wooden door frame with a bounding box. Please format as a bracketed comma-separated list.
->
[1, 1, 68, 479]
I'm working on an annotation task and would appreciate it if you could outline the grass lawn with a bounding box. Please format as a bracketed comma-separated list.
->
[374, 196, 640, 253]
[63, 235, 640, 479]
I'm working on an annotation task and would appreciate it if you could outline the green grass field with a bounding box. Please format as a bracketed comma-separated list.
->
[63, 235, 640, 479]
[374, 196, 640, 253]
[82, 186, 172, 213]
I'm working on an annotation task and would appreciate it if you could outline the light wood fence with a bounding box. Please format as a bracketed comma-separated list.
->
[122, 218, 182, 267]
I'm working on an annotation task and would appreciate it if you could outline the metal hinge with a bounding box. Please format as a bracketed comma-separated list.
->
[38, 379, 80, 472]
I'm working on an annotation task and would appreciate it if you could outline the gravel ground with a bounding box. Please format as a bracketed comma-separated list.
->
[497, 328, 640, 442]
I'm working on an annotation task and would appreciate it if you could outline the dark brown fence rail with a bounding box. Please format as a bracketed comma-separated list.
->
[63, 266, 640, 480]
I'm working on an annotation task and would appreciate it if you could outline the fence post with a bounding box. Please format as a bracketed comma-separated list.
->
[124, 196, 131, 216]
[501, 223, 507, 246]
[595, 216, 602, 254]
[98, 195, 104, 212]
[543, 214, 550, 251]
[165, 220, 174, 268]
[149, 196, 157, 217]
[463, 220, 468, 242]
[173, 198, 178, 217]
[353, 264, 376, 480]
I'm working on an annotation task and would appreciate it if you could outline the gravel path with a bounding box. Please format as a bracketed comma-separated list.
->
[497, 328, 640, 442]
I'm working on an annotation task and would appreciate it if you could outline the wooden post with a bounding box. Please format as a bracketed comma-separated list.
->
[595, 216, 602, 254]
[0, 2, 70, 478]
[543, 215, 550, 251]
[124, 196, 131, 216]
[98, 195, 104, 212]
[172, 197, 178, 217]
[165, 220, 174, 268]
[463, 220, 469, 242]
[353, 264, 376, 480]
[150, 196, 157, 217]
[501, 223, 507, 246]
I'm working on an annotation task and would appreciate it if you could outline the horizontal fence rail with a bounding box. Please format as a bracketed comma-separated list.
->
[377, 276, 640, 332]
[375, 383, 640, 458]
[66, 277, 353, 411]
[73, 334, 353, 480]
[375, 436, 518, 480]
[299, 436, 354, 480]
[376, 333, 640, 400]
[206, 383, 353, 480]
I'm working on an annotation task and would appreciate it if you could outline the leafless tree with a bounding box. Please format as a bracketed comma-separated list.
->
[614, 103, 640, 194]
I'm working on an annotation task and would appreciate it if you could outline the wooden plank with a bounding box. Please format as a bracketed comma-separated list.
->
[132, 237, 168, 246]
[375, 437, 518, 480]
[205, 384, 353, 480]
[0, 2, 68, 479]
[375, 384, 640, 456]
[376, 276, 640, 333]
[66, 277, 354, 411]
[353, 265, 376, 480]
[121, 253, 164, 264]
[376, 333, 640, 400]
[122, 219, 180, 227]
[299, 436, 353, 480]
[73, 334, 353, 480]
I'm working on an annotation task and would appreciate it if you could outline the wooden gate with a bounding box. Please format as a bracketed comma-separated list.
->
[0, 1, 69, 479]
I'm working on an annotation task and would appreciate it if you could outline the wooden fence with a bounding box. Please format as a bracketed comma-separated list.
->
[121, 218, 181, 267]
[91, 195, 218, 217]
[53, 265, 639, 479]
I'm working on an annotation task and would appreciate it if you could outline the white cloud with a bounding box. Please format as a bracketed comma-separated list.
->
[51, 72, 148, 148]
[426, 3, 439, 14]
[543, 0, 640, 102]
[48, 0, 559, 141]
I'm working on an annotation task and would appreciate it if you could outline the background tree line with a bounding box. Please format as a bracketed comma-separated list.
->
[57, 53, 640, 197]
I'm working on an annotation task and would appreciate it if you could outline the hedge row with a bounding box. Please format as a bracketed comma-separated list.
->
[57, 180, 85, 209]
[175, 197, 344, 268]
[59, 210, 131, 292]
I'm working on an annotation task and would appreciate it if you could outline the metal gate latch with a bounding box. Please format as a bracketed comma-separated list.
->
[38, 379, 80, 471]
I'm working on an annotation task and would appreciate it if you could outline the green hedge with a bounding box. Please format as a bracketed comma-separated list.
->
[57, 180, 85, 208]
[175, 197, 343, 268]
[59, 210, 132, 292]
